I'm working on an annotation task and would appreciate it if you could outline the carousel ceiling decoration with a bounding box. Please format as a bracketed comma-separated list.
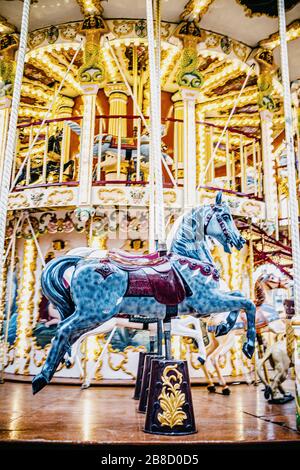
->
[236, 0, 300, 17]
[200, 62, 250, 95]
[21, 78, 54, 105]
[76, 0, 104, 16]
[26, 46, 82, 95]
[198, 85, 258, 111]
[0, 15, 16, 34]
[259, 18, 300, 48]
[180, 0, 215, 21]
[0, 3, 286, 140]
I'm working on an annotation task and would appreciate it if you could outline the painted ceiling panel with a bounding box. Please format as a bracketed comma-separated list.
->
[0, 0, 82, 30]
[0, 0, 299, 47]
[0, 0, 299, 79]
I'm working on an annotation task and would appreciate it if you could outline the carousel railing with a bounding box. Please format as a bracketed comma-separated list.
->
[195, 119, 263, 198]
[13, 116, 82, 189]
[12, 114, 263, 200]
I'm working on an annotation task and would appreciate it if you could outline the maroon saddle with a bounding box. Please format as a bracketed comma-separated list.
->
[103, 251, 186, 306]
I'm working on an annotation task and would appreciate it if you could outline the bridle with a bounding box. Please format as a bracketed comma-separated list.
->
[204, 204, 231, 241]
[263, 276, 284, 290]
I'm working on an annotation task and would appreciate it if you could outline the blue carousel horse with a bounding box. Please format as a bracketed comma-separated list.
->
[66, 121, 173, 165]
[32, 192, 256, 394]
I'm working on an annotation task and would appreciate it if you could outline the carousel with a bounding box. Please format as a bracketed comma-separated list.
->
[0, 0, 300, 449]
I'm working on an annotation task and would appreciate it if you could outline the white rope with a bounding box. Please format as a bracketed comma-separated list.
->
[106, 38, 177, 188]
[0, 0, 31, 357]
[197, 63, 254, 189]
[278, 0, 300, 316]
[11, 38, 83, 191]
[154, 0, 164, 242]
[146, 0, 166, 247]
[0, 0, 30, 380]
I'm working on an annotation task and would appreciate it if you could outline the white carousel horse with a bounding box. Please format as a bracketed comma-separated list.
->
[65, 313, 206, 389]
[257, 333, 294, 404]
[66, 121, 173, 168]
[201, 273, 290, 394]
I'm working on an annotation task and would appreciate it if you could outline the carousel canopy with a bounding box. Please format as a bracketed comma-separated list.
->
[0, 0, 299, 142]
[0, 1, 299, 43]
[1, 1, 300, 80]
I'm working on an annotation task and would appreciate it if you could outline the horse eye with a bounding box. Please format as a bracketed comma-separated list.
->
[223, 214, 230, 220]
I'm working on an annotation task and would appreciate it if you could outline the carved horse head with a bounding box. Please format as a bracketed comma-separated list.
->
[205, 192, 245, 254]
[255, 273, 290, 307]
[253, 272, 290, 334]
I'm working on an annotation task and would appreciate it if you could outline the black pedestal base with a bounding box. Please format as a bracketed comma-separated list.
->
[138, 354, 163, 413]
[144, 358, 197, 436]
[268, 394, 294, 404]
[133, 352, 150, 400]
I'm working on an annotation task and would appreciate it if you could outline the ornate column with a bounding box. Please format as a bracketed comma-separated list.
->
[78, 84, 99, 206]
[256, 50, 278, 225]
[291, 81, 300, 180]
[15, 237, 37, 374]
[172, 92, 184, 184]
[0, 31, 18, 187]
[175, 20, 204, 210]
[197, 106, 208, 188]
[293, 321, 300, 430]
[0, 1, 30, 377]
[0, 97, 12, 186]
[77, 10, 107, 207]
[182, 88, 200, 209]
[0, 30, 18, 182]
[104, 83, 129, 137]
[277, 0, 300, 431]
[260, 109, 278, 224]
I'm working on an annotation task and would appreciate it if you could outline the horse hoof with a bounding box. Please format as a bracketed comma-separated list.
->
[81, 382, 90, 390]
[222, 387, 231, 396]
[65, 360, 72, 369]
[242, 342, 255, 359]
[268, 395, 294, 405]
[197, 356, 205, 365]
[32, 374, 48, 395]
[264, 385, 272, 400]
[215, 322, 228, 337]
[207, 385, 216, 393]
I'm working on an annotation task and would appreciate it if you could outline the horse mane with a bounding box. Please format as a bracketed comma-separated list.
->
[254, 274, 268, 307]
[167, 206, 206, 255]
[166, 212, 185, 250]
[67, 247, 107, 259]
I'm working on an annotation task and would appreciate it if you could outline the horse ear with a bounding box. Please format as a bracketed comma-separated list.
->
[216, 191, 222, 205]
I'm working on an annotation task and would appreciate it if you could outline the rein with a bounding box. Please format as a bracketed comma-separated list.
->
[205, 205, 231, 240]
[264, 277, 284, 290]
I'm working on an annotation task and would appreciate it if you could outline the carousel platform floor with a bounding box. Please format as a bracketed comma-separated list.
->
[0, 380, 299, 449]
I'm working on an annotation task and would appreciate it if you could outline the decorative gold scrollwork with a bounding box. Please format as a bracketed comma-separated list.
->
[157, 364, 187, 428]
[176, 47, 203, 89]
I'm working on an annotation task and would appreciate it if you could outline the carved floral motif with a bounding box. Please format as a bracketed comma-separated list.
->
[157, 364, 187, 428]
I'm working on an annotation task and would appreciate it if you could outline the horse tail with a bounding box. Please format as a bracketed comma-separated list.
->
[41, 256, 82, 320]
